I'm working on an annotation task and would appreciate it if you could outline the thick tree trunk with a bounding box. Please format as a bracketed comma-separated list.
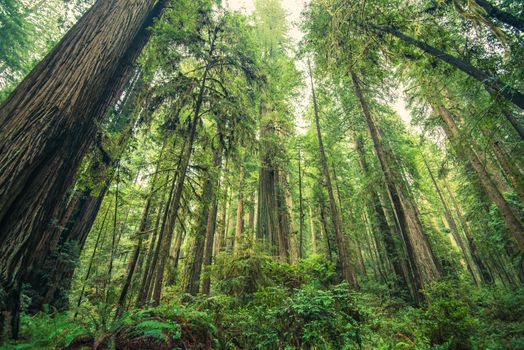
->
[373, 24, 524, 115]
[351, 70, 441, 293]
[310, 61, 357, 287]
[0, 0, 167, 336]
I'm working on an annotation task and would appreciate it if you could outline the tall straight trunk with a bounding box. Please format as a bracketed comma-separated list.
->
[151, 30, 217, 303]
[276, 171, 291, 262]
[256, 105, 280, 251]
[443, 179, 492, 284]
[115, 146, 164, 318]
[201, 197, 219, 295]
[473, 0, 524, 32]
[435, 104, 524, 253]
[480, 128, 524, 202]
[201, 153, 223, 294]
[186, 150, 222, 295]
[298, 149, 304, 259]
[74, 202, 111, 317]
[135, 173, 170, 307]
[309, 61, 357, 287]
[354, 134, 411, 295]
[214, 184, 229, 255]
[248, 192, 256, 230]
[234, 151, 246, 255]
[351, 70, 441, 292]
[308, 204, 317, 255]
[423, 158, 479, 285]
[105, 166, 121, 300]
[372, 24, 524, 115]
[318, 195, 334, 263]
[0, 1, 167, 335]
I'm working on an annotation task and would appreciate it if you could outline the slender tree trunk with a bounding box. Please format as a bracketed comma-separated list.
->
[310, 60, 357, 287]
[480, 128, 524, 202]
[351, 70, 441, 293]
[298, 149, 304, 259]
[201, 153, 223, 294]
[115, 146, 164, 318]
[0, 0, 167, 336]
[473, 0, 524, 32]
[136, 172, 170, 307]
[151, 31, 217, 303]
[215, 184, 229, 256]
[234, 151, 246, 255]
[74, 202, 111, 317]
[423, 158, 479, 285]
[354, 134, 411, 294]
[308, 204, 317, 255]
[443, 179, 492, 284]
[373, 24, 524, 115]
[186, 150, 222, 295]
[435, 104, 524, 253]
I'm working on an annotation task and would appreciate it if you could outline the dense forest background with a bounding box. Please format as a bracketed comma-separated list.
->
[0, 0, 523, 348]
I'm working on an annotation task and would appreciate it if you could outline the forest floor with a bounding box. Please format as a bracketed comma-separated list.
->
[4, 254, 524, 350]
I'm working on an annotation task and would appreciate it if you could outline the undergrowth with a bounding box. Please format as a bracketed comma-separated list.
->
[3, 253, 523, 349]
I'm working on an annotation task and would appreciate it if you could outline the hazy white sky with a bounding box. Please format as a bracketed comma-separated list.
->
[226, 0, 309, 44]
[225, 0, 415, 134]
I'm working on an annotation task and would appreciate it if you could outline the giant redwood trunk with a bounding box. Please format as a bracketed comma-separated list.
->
[310, 61, 358, 287]
[351, 70, 441, 293]
[0, 0, 166, 336]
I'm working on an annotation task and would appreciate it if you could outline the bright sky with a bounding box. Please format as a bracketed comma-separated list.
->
[225, 0, 415, 135]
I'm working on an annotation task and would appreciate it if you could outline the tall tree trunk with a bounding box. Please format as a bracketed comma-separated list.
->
[201, 152, 223, 294]
[135, 172, 170, 307]
[480, 128, 524, 202]
[354, 134, 412, 295]
[423, 158, 479, 285]
[214, 184, 229, 256]
[435, 104, 524, 254]
[443, 178, 492, 284]
[473, 0, 524, 32]
[186, 150, 222, 295]
[234, 151, 246, 255]
[351, 70, 441, 293]
[115, 146, 164, 319]
[74, 202, 111, 317]
[0, 0, 167, 336]
[298, 149, 304, 259]
[372, 24, 524, 115]
[310, 61, 357, 287]
[151, 30, 217, 303]
[309, 204, 317, 255]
